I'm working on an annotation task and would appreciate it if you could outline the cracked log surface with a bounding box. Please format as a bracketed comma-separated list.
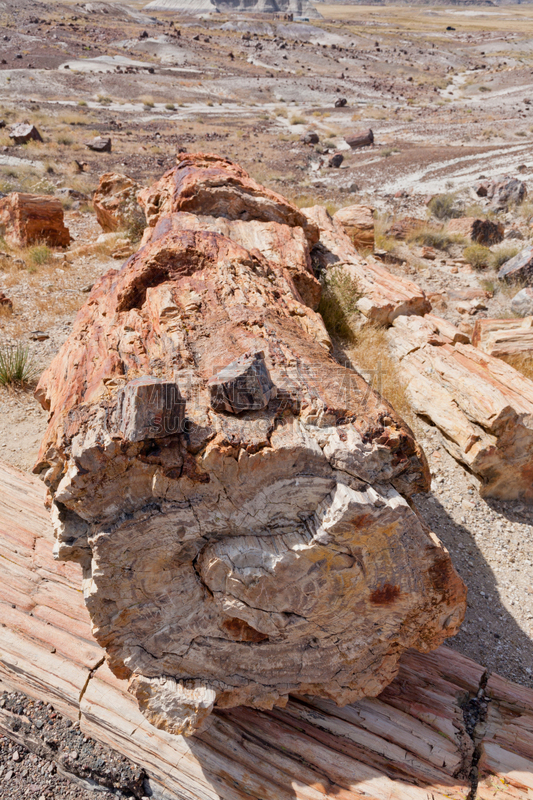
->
[0, 461, 532, 800]
[34, 154, 465, 735]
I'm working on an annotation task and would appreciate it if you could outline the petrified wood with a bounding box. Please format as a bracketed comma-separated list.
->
[34, 167, 465, 736]
[0, 193, 71, 248]
[138, 152, 319, 246]
[302, 205, 431, 324]
[344, 129, 374, 149]
[0, 461, 531, 800]
[140, 209, 322, 311]
[472, 316, 533, 357]
[389, 313, 533, 501]
[93, 172, 143, 233]
[333, 204, 374, 252]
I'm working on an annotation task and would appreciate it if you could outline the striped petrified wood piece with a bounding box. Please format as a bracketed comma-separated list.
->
[0, 461, 532, 799]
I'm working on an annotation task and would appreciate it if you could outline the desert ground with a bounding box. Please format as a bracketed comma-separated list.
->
[1, 0, 533, 795]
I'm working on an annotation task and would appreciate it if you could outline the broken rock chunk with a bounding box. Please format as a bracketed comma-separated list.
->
[115, 376, 186, 443]
[208, 351, 276, 413]
[8, 123, 43, 144]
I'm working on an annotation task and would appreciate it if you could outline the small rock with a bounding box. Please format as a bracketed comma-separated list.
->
[334, 97, 347, 107]
[302, 131, 319, 145]
[0, 292, 12, 310]
[8, 123, 43, 145]
[345, 128, 373, 150]
[12, 751, 20, 762]
[328, 153, 344, 168]
[85, 136, 112, 153]
[421, 246, 437, 260]
[498, 245, 533, 284]
[29, 331, 49, 341]
[511, 287, 533, 316]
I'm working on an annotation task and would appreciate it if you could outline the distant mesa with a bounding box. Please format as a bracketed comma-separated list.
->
[143, 0, 321, 17]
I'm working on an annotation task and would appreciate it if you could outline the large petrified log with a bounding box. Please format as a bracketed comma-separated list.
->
[0, 192, 71, 248]
[140, 209, 322, 311]
[0, 461, 531, 800]
[138, 152, 319, 245]
[34, 160, 465, 736]
[302, 204, 431, 324]
[389, 313, 533, 500]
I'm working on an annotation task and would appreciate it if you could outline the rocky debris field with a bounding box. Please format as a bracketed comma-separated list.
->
[0, 690, 150, 799]
[1, 0, 533, 795]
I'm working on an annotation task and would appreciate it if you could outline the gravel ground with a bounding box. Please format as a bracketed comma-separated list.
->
[0, 691, 149, 799]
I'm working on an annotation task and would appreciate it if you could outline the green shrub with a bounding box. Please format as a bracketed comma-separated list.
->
[464, 243, 491, 270]
[0, 343, 37, 387]
[27, 245, 52, 266]
[428, 193, 462, 220]
[318, 267, 362, 341]
[165, 103, 176, 110]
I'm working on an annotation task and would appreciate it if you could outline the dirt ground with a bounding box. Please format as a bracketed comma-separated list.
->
[0, 2, 533, 793]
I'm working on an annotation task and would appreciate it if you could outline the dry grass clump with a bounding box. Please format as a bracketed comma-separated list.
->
[463, 243, 492, 270]
[374, 218, 396, 252]
[409, 225, 465, 250]
[428, 193, 462, 221]
[0, 342, 37, 387]
[26, 244, 52, 268]
[289, 115, 306, 125]
[346, 324, 413, 424]
[491, 243, 521, 269]
[501, 354, 533, 382]
[318, 266, 362, 341]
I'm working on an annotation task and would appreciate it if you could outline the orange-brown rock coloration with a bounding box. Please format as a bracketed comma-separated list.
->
[0, 193, 71, 248]
[333, 204, 375, 251]
[34, 154, 465, 736]
[93, 172, 143, 233]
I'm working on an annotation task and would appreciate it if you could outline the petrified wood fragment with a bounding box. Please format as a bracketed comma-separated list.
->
[0, 193, 71, 248]
[447, 217, 504, 246]
[389, 313, 533, 500]
[35, 176, 465, 737]
[93, 172, 143, 233]
[472, 316, 533, 357]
